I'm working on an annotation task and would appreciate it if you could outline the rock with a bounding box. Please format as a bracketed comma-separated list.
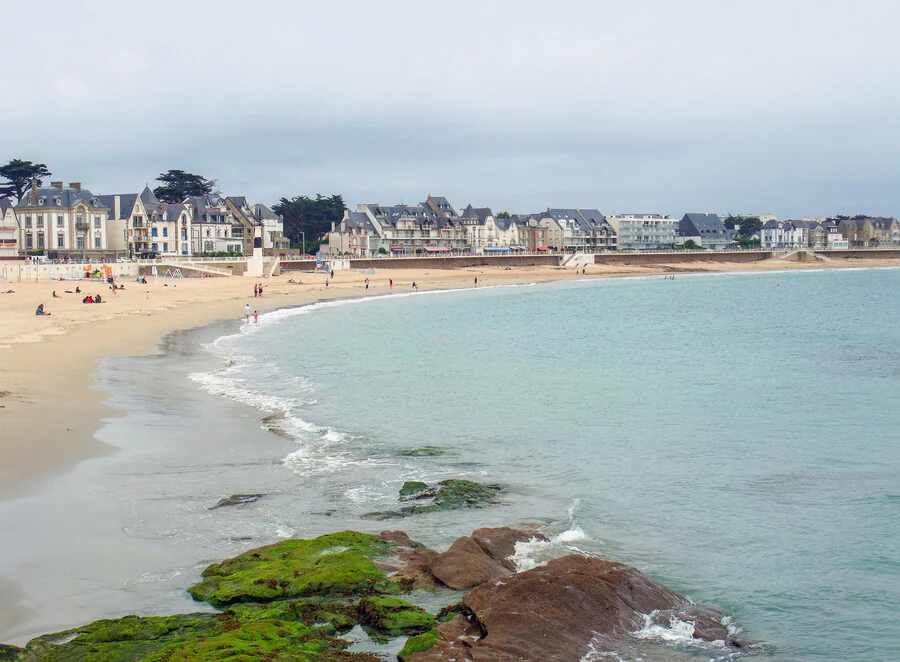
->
[656, 605, 732, 644]
[393, 547, 442, 590]
[378, 530, 421, 548]
[461, 555, 688, 661]
[359, 596, 435, 635]
[0, 644, 24, 661]
[470, 527, 548, 571]
[188, 530, 399, 607]
[397, 630, 438, 661]
[401, 446, 446, 457]
[209, 493, 264, 509]
[399, 481, 430, 497]
[429, 536, 512, 590]
[363, 479, 502, 520]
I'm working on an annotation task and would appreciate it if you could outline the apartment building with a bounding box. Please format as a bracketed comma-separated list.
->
[606, 213, 676, 250]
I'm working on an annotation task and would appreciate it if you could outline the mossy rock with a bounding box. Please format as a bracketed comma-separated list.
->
[364, 479, 501, 519]
[188, 531, 392, 607]
[0, 644, 24, 661]
[436, 602, 467, 623]
[19, 613, 220, 662]
[359, 597, 435, 636]
[400, 447, 446, 457]
[17, 608, 379, 662]
[397, 630, 437, 661]
[399, 481, 429, 497]
[225, 598, 358, 632]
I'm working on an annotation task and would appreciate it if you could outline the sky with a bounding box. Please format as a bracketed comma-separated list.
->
[3, 0, 899, 219]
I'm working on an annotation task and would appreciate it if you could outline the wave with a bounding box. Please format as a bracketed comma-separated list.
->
[511, 498, 593, 571]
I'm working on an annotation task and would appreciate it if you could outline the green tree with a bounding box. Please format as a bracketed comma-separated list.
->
[496, 211, 511, 219]
[682, 239, 701, 250]
[738, 217, 762, 238]
[0, 159, 52, 200]
[153, 170, 217, 203]
[272, 193, 346, 247]
[723, 214, 745, 230]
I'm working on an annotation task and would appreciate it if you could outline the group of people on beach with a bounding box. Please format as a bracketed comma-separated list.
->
[252, 283, 264, 298]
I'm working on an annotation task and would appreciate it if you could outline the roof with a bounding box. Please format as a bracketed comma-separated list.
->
[680, 213, 728, 236]
[139, 186, 158, 204]
[97, 193, 139, 220]
[0, 197, 13, 215]
[15, 187, 103, 210]
[252, 203, 279, 221]
[461, 204, 492, 222]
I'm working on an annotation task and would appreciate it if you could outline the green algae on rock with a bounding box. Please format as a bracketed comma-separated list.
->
[363, 479, 502, 520]
[399, 446, 446, 457]
[397, 630, 437, 661]
[188, 531, 393, 607]
[0, 644, 24, 661]
[359, 597, 435, 636]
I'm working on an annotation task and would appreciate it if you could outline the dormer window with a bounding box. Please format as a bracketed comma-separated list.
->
[38, 197, 45, 205]
[55, 197, 61, 206]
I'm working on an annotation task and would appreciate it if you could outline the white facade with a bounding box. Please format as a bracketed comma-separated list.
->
[0, 200, 17, 258]
[606, 214, 676, 250]
[16, 183, 110, 254]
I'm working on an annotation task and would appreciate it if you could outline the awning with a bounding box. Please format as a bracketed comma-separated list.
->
[484, 247, 511, 253]
[425, 247, 450, 253]
[536, 246, 549, 251]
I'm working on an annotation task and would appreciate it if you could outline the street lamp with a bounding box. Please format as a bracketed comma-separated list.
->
[300, 231, 305, 256]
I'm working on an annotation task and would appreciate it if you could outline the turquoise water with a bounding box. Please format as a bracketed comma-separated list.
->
[204, 268, 899, 661]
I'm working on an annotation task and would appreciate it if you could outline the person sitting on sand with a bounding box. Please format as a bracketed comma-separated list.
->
[95, 294, 102, 303]
[35, 303, 50, 316]
[83, 295, 94, 304]
[52, 290, 61, 298]
[75, 286, 81, 293]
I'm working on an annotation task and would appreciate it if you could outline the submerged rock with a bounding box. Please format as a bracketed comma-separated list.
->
[400, 446, 446, 457]
[209, 493, 264, 509]
[363, 479, 502, 520]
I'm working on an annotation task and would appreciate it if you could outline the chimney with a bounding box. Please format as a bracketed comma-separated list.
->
[51, 181, 63, 191]
[30, 179, 39, 205]
[69, 182, 82, 192]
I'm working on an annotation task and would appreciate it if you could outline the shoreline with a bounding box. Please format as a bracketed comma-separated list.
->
[2, 256, 898, 504]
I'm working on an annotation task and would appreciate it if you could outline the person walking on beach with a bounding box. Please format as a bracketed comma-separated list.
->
[330, 269, 335, 279]
[474, 277, 478, 286]
[412, 281, 418, 291]
[389, 278, 393, 291]
[253, 310, 259, 323]
[254, 283, 258, 298]
[257, 283, 263, 297]
[325, 278, 329, 288]
[243, 303, 252, 322]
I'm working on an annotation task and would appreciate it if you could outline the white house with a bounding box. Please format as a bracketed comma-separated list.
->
[15, 181, 111, 254]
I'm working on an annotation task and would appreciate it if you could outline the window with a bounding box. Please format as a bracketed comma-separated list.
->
[57, 215, 64, 227]
[76, 215, 83, 228]
[57, 234, 64, 248]
[152, 243, 158, 251]
[93, 215, 101, 228]
[25, 215, 32, 228]
[151, 228, 158, 238]
[76, 235, 84, 250]
[94, 234, 101, 249]
[163, 242, 168, 252]
[181, 228, 187, 240]
[36, 232, 44, 248]
[37, 214, 44, 226]
[25, 233, 33, 249]
[181, 243, 188, 254]
[162, 227, 168, 237]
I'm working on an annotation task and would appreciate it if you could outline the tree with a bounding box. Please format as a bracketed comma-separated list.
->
[272, 193, 346, 247]
[0, 159, 52, 200]
[682, 239, 701, 250]
[723, 214, 745, 230]
[496, 211, 511, 219]
[738, 217, 762, 238]
[153, 170, 216, 203]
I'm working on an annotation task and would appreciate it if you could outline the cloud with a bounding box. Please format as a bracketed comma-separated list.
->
[2, 0, 899, 218]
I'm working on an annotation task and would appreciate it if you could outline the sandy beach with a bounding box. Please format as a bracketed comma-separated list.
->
[1, 255, 897, 504]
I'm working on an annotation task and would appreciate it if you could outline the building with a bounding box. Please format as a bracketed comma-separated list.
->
[531, 209, 616, 251]
[100, 187, 192, 256]
[678, 213, 732, 250]
[760, 220, 808, 249]
[459, 205, 521, 250]
[250, 204, 290, 252]
[838, 217, 900, 247]
[606, 213, 676, 250]
[0, 197, 18, 258]
[326, 196, 470, 256]
[15, 181, 112, 255]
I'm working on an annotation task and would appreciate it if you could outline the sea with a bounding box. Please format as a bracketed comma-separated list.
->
[0, 267, 898, 661]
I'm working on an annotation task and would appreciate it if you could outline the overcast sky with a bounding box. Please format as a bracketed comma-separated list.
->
[3, 0, 899, 219]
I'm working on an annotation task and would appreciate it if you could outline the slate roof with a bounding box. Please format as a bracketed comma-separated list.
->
[0, 197, 13, 215]
[15, 187, 103, 209]
[97, 193, 138, 220]
[461, 204, 492, 222]
[426, 195, 458, 218]
[139, 186, 158, 204]
[252, 203, 279, 221]
[679, 213, 728, 237]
